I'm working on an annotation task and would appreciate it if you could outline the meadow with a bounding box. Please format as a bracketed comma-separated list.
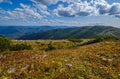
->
[0, 39, 120, 79]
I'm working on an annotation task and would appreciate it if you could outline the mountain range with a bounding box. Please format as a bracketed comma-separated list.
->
[0, 26, 75, 39]
[19, 26, 120, 40]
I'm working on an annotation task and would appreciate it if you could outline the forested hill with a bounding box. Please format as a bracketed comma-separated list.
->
[19, 26, 120, 40]
[0, 26, 75, 39]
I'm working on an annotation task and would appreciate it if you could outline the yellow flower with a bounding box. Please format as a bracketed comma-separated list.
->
[52, 61, 55, 63]
[57, 61, 63, 67]
[2, 77, 9, 79]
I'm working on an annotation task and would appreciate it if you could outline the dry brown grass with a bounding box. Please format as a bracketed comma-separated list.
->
[0, 40, 120, 79]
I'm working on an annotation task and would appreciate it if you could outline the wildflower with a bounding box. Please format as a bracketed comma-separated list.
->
[66, 63, 73, 67]
[100, 66, 104, 69]
[21, 65, 30, 71]
[0, 55, 6, 59]
[102, 57, 107, 61]
[119, 74, 120, 76]
[7, 68, 17, 74]
[107, 58, 113, 62]
[43, 54, 47, 58]
[52, 61, 55, 63]
[64, 59, 67, 62]
[2, 76, 9, 79]
[57, 61, 63, 67]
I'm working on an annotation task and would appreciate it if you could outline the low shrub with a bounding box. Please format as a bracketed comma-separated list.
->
[0, 37, 32, 51]
[0, 37, 11, 51]
[82, 36, 119, 45]
[45, 42, 57, 51]
[10, 43, 32, 51]
[68, 38, 83, 43]
[102, 36, 119, 41]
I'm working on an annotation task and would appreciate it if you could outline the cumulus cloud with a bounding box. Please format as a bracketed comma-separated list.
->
[0, 8, 9, 20]
[54, 0, 99, 17]
[0, 1, 51, 21]
[20, 3, 43, 19]
[32, 1, 50, 15]
[109, 3, 120, 15]
[54, 0, 120, 18]
[115, 14, 120, 18]
[1, 0, 120, 26]
[0, 0, 3, 2]
[32, 0, 58, 5]
[1, 3, 43, 20]
[0, 0, 12, 4]
[54, 5, 76, 17]
[90, 0, 111, 15]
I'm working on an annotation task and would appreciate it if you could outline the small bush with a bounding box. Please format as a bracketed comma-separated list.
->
[102, 36, 119, 41]
[10, 43, 32, 51]
[68, 38, 83, 43]
[0, 37, 11, 51]
[82, 36, 120, 45]
[45, 42, 57, 51]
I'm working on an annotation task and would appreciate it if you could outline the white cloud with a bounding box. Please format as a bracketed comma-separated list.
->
[0, 0, 3, 2]
[32, 0, 58, 5]
[54, 5, 76, 17]
[0, 0, 120, 26]
[90, 0, 111, 14]
[0, 1, 51, 21]
[5, 3, 43, 20]
[32, 1, 50, 15]
[109, 3, 120, 15]
[54, 0, 120, 18]
[0, 0, 12, 4]
[54, 0, 99, 17]
[115, 14, 120, 18]
[0, 8, 9, 20]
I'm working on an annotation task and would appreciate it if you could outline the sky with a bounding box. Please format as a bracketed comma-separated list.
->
[0, 0, 120, 27]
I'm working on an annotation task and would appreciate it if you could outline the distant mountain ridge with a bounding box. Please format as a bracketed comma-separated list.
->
[19, 26, 120, 40]
[0, 26, 75, 39]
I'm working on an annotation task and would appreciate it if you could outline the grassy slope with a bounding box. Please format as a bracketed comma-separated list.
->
[0, 40, 120, 79]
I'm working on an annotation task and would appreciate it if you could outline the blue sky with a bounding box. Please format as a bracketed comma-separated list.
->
[0, 0, 120, 27]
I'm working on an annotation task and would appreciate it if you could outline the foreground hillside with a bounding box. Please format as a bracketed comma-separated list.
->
[0, 40, 120, 79]
[19, 26, 120, 40]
